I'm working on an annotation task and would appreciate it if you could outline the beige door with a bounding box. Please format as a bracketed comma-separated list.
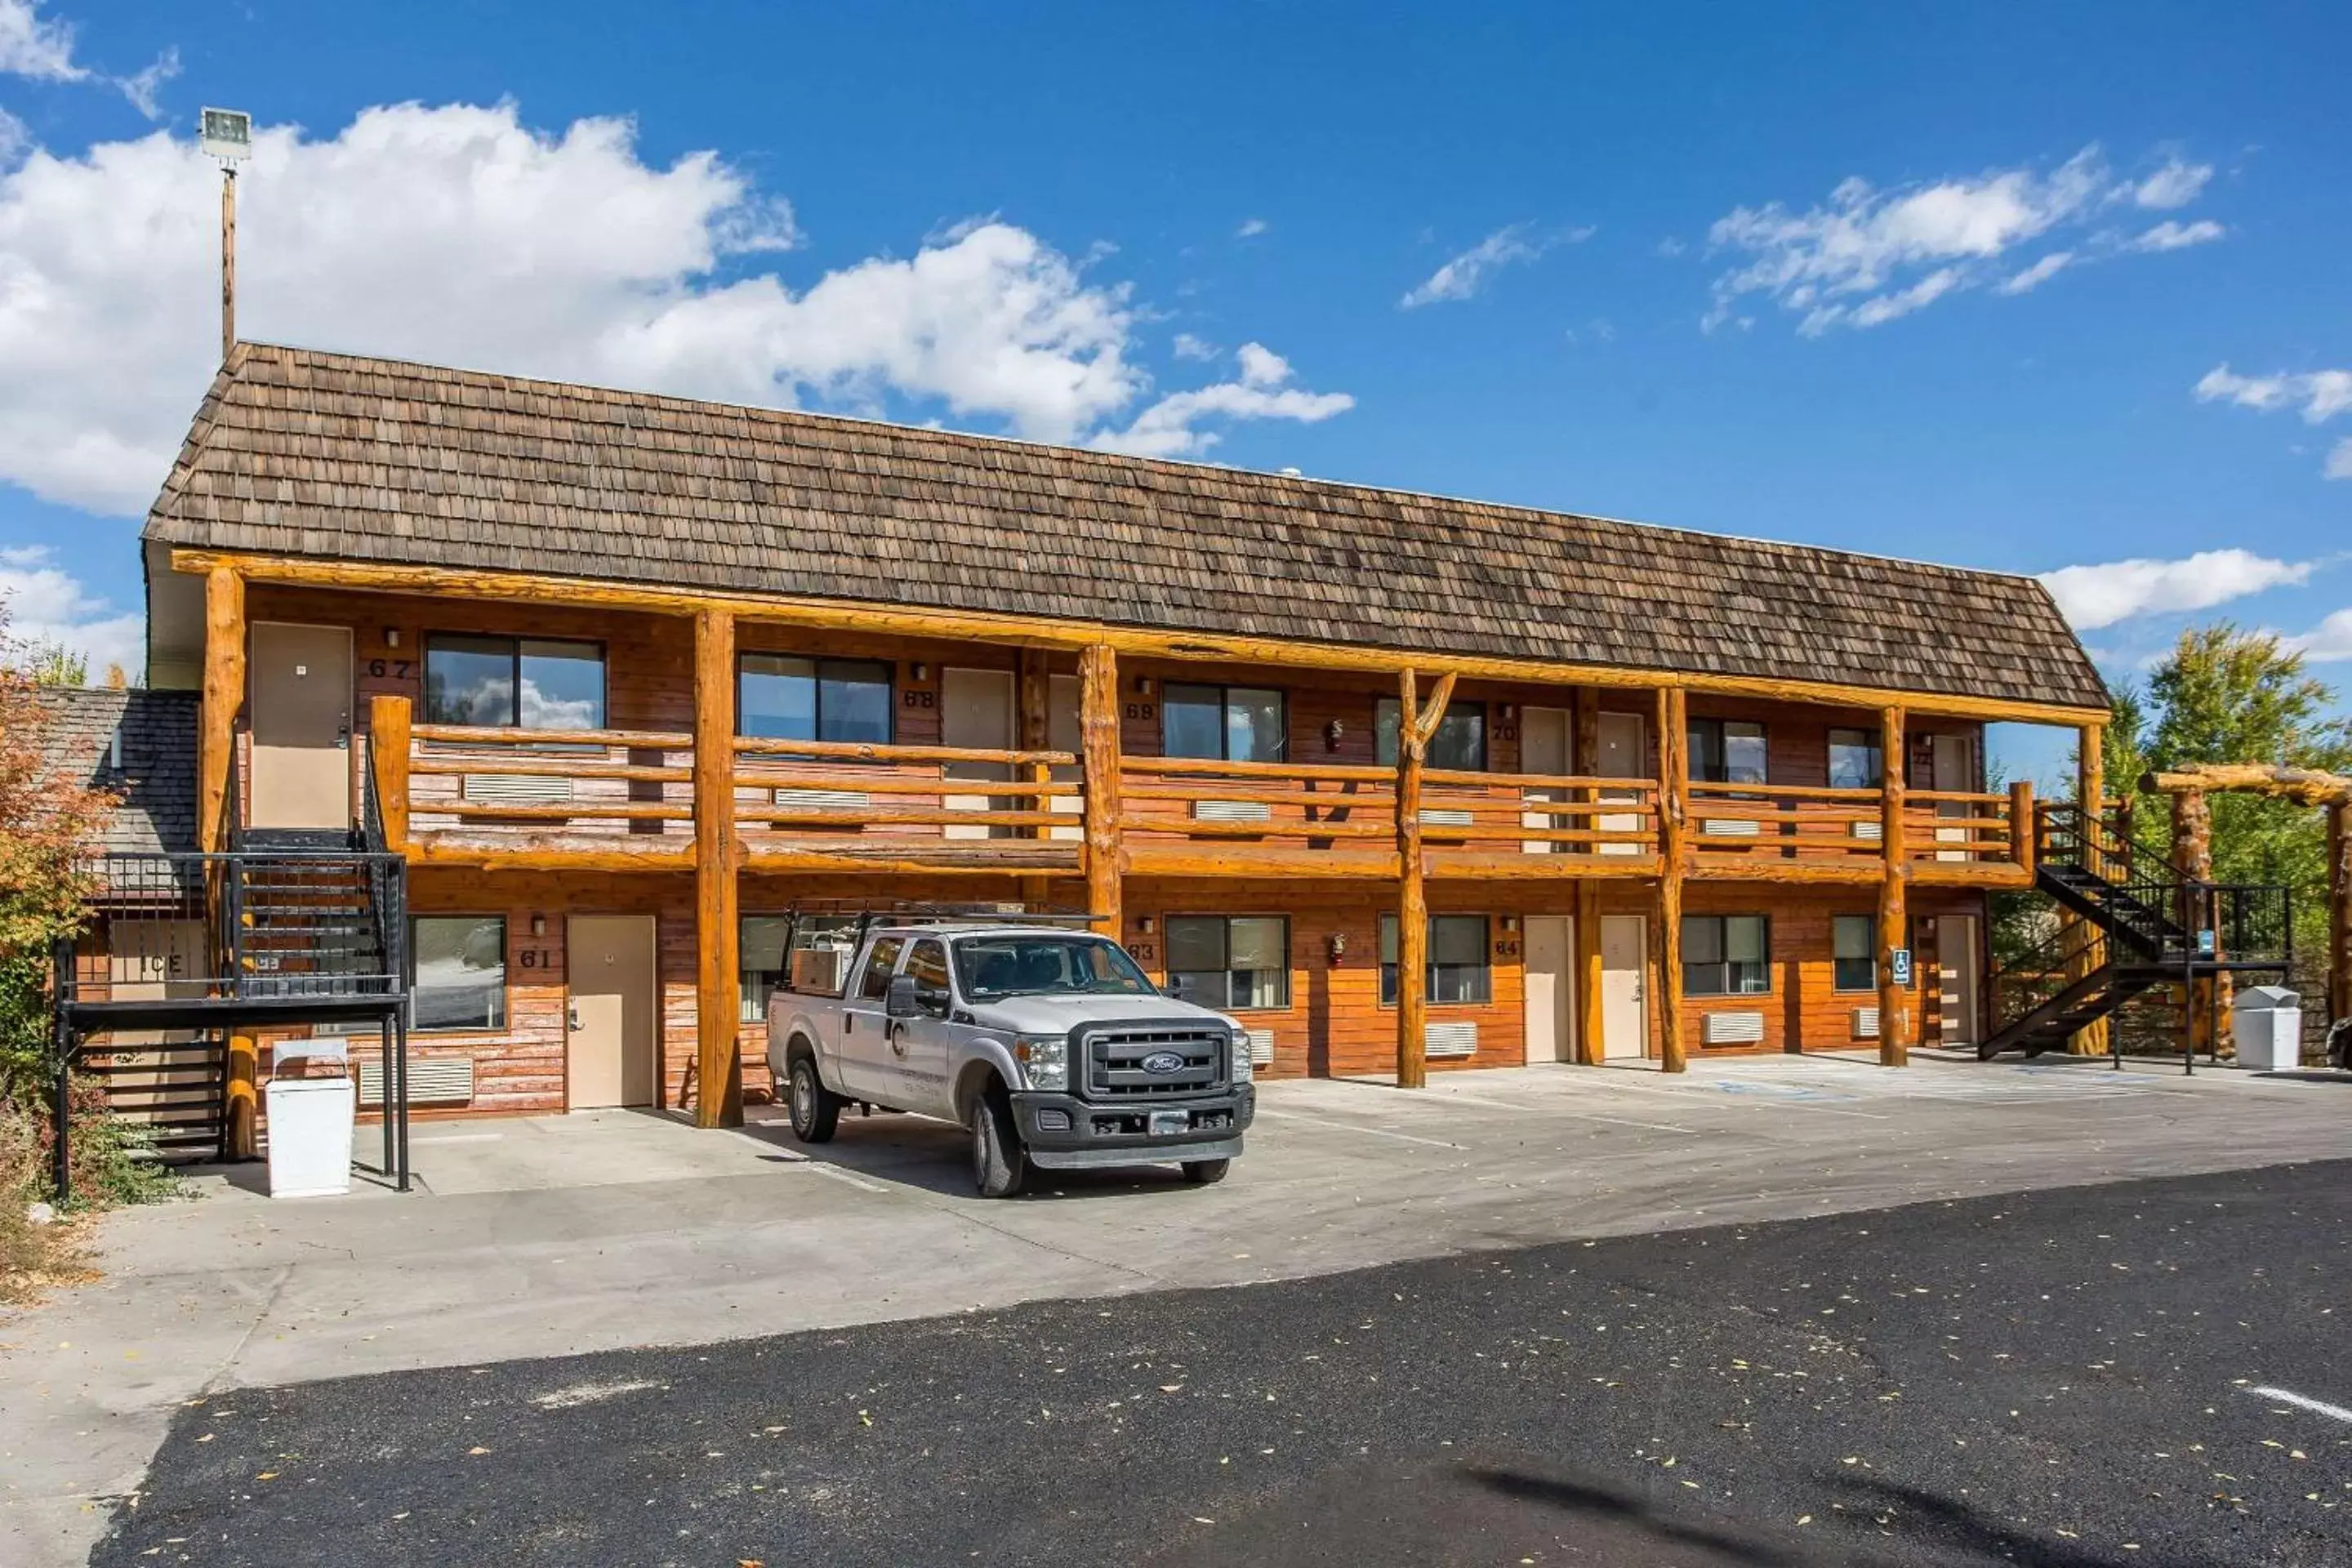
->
[248, 623, 354, 830]
[1047, 673, 1083, 842]
[1932, 733, 1975, 862]
[942, 667, 1014, 840]
[1520, 706, 1571, 854]
[1597, 710, 1646, 857]
[566, 915, 657, 1109]
[1938, 914, 1982, 1046]
[1522, 915, 1575, 1062]
[1600, 914, 1648, 1058]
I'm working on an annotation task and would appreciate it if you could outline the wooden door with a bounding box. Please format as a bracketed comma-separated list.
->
[1599, 914, 1648, 1058]
[1520, 706, 1571, 854]
[942, 667, 1014, 840]
[1047, 673, 1083, 841]
[1597, 711, 1646, 857]
[248, 623, 354, 830]
[1932, 733, 1975, 862]
[566, 915, 657, 1110]
[1522, 915, 1575, 1062]
[1937, 914, 1982, 1046]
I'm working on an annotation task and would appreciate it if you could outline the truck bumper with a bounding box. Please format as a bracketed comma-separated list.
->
[1010, 1085, 1254, 1170]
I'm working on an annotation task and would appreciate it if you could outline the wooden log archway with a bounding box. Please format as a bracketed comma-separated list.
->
[2140, 764, 2352, 1033]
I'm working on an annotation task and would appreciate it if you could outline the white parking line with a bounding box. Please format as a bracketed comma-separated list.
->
[1253, 1108, 1465, 1150]
[2245, 1385, 2352, 1423]
[1407, 1090, 1705, 1134]
[800, 1162, 892, 1193]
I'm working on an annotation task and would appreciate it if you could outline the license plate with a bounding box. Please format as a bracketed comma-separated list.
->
[1148, 1110, 1190, 1137]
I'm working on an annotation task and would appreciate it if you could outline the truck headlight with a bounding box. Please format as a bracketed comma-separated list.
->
[1229, 1029, 1254, 1083]
[1014, 1035, 1069, 1092]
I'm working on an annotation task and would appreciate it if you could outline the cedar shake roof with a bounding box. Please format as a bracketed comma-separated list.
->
[145, 343, 2108, 712]
[34, 687, 200, 857]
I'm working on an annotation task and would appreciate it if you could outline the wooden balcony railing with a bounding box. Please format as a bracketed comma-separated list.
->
[369, 697, 2032, 884]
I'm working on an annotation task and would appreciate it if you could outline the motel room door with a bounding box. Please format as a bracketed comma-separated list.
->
[1931, 733, 1976, 861]
[1598, 914, 1648, 1058]
[1520, 706, 1571, 854]
[566, 915, 657, 1110]
[1936, 914, 1984, 1048]
[247, 623, 354, 831]
[942, 668, 1015, 839]
[1596, 711, 1647, 856]
[1522, 915, 1575, 1062]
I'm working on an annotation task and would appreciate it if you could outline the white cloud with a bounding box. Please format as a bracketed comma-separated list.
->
[1097, 341, 1353, 459]
[0, 101, 1352, 517]
[2037, 549, 2317, 630]
[0, 544, 142, 675]
[1654, 236, 1686, 257]
[0, 0, 83, 81]
[2197, 363, 2352, 480]
[2285, 608, 2352, 662]
[2132, 157, 2213, 210]
[0, 105, 25, 165]
[1706, 144, 2225, 334]
[1171, 332, 1218, 361]
[2327, 437, 2352, 482]
[0, 1, 176, 118]
[1235, 217, 1268, 238]
[1401, 222, 1546, 308]
[1996, 251, 2074, 295]
[2132, 217, 2225, 252]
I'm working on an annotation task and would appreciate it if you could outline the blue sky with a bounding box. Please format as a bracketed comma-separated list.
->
[3, 1, 2349, 783]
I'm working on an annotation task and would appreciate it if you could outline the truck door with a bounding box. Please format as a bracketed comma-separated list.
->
[887, 938, 960, 1117]
[835, 936, 905, 1103]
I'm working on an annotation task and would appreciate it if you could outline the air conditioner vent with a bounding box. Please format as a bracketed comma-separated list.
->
[1424, 1020, 1478, 1058]
[359, 1057, 475, 1106]
[1699, 1010, 1766, 1046]
[464, 773, 572, 806]
[1194, 800, 1272, 822]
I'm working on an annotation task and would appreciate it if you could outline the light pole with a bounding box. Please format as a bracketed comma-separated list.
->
[199, 108, 252, 364]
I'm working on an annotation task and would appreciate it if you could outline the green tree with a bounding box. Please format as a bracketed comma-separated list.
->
[18, 639, 89, 688]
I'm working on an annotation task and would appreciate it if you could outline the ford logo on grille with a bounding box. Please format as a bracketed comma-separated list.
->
[1140, 1050, 1187, 1076]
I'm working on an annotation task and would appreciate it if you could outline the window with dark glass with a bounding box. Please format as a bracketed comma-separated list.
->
[1688, 719, 1767, 786]
[1684, 914, 1769, 996]
[1378, 914, 1492, 1005]
[738, 655, 893, 744]
[1375, 698, 1487, 771]
[1832, 915, 1877, 992]
[856, 937, 905, 1001]
[1828, 728, 1883, 791]
[424, 636, 605, 731]
[408, 915, 506, 1031]
[1162, 683, 1286, 762]
[905, 938, 951, 1016]
[1165, 915, 1290, 1009]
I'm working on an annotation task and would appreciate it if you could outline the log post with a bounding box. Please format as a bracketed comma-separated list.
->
[198, 565, 245, 852]
[224, 1033, 258, 1161]
[2330, 802, 2351, 1029]
[1016, 647, 1052, 910]
[1079, 644, 1123, 939]
[2071, 722, 2109, 1056]
[1392, 668, 1455, 1088]
[1656, 687, 1688, 1072]
[693, 608, 742, 1129]
[1574, 880, 1603, 1065]
[1877, 706, 1911, 1067]
[368, 694, 412, 852]
[2008, 780, 2036, 878]
[2170, 789, 2212, 1054]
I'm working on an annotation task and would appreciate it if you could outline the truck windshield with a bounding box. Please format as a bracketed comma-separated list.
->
[953, 937, 1158, 1000]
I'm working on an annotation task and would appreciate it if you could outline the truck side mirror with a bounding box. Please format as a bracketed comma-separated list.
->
[885, 973, 921, 1019]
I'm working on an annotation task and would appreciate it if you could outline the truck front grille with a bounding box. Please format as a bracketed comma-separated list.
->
[1081, 1023, 1227, 1098]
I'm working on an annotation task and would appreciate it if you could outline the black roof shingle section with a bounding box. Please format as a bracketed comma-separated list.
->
[33, 687, 200, 857]
[143, 344, 2109, 712]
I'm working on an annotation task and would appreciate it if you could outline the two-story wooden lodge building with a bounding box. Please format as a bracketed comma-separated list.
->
[133, 344, 2110, 1129]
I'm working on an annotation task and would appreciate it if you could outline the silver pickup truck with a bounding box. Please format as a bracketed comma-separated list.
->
[765, 923, 1255, 1197]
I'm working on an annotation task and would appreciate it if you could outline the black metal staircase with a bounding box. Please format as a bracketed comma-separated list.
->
[1980, 803, 2292, 1062]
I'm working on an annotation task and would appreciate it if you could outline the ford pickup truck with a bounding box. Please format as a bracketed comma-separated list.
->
[765, 922, 1255, 1197]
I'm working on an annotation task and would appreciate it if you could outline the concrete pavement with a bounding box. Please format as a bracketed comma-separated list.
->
[4, 1053, 2347, 1565]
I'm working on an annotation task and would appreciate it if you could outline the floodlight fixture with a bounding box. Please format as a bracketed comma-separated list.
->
[199, 107, 252, 167]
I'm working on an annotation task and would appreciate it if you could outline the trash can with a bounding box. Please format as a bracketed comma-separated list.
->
[265, 1039, 355, 1197]
[2231, 985, 2303, 1071]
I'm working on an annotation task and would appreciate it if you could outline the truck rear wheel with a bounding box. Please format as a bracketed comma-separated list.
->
[1182, 1158, 1231, 1185]
[969, 1087, 1027, 1198]
[787, 1056, 842, 1143]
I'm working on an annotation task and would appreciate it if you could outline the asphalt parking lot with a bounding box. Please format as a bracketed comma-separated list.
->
[88, 1157, 2352, 1566]
[5, 1054, 2348, 1565]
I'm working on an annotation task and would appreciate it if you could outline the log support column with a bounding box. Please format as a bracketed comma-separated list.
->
[1016, 646, 1053, 910]
[1079, 644, 1123, 939]
[693, 608, 742, 1129]
[1394, 668, 1457, 1088]
[1876, 705, 1911, 1067]
[1656, 687, 1688, 1073]
[2170, 789, 2215, 1055]
[2070, 722, 2109, 1056]
[198, 565, 245, 852]
[1573, 689, 1605, 1064]
[368, 694, 412, 851]
[2331, 802, 2352, 1031]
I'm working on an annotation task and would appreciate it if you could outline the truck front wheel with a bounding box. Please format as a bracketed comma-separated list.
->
[969, 1087, 1027, 1198]
[1182, 1158, 1231, 1185]
[787, 1056, 842, 1143]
